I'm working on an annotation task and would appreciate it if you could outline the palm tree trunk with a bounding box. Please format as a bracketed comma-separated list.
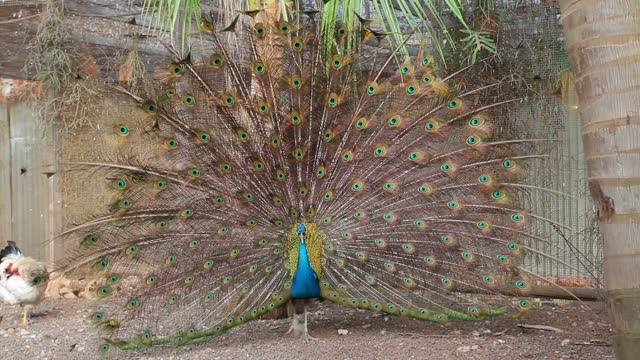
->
[559, 1, 640, 358]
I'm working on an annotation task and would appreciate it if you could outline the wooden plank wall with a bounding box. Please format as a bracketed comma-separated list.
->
[0, 105, 10, 242]
[0, 103, 60, 263]
[0, 0, 223, 264]
[0, 0, 223, 82]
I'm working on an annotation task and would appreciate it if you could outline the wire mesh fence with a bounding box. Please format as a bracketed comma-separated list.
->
[497, 3, 602, 280]
[1, 0, 602, 281]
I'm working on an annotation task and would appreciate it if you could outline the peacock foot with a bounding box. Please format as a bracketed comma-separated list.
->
[286, 314, 301, 335]
[286, 313, 320, 342]
[302, 331, 319, 342]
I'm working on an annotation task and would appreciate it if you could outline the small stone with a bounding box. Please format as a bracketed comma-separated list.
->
[457, 346, 471, 353]
[472, 331, 481, 337]
[450, 330, 463, 335]
[338, 329, 349, 335]
[361, 324, 371, 329]
[561, 339, 571, 346]
[471, 345, 479, 350]
[59, 287, 73, 295]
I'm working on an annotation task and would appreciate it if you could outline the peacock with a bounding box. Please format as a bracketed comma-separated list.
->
[57, 4, 576, 352]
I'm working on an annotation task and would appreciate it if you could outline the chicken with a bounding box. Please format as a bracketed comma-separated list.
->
[0, 241, 49, 326]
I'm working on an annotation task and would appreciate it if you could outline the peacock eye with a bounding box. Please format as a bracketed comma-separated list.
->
[33, 277, 42, 284]
[143, 102, 158, 115]
[292, 38, 303, 51]
[168, 63, 184, 76]
[255, 23, 265, 37]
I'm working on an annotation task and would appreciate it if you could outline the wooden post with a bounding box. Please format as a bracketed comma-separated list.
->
[0, 104, 10, 241]
[8, 103, 59, 262]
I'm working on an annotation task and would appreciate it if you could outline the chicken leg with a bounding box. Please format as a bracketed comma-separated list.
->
[20, 305, 30, 327]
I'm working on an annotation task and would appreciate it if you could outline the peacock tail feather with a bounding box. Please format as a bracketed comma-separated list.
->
[58, 5, 575, 352]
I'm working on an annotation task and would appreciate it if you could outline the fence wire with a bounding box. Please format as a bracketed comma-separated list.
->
[497, 3, 602, 280]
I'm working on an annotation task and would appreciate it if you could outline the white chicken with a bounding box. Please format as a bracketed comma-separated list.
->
[0, 241, 49, 326]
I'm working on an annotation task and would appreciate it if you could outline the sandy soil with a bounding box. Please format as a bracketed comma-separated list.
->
[0, 298, 614, 360]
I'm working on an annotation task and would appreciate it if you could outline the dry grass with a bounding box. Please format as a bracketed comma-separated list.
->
[24, 0, 76, 92]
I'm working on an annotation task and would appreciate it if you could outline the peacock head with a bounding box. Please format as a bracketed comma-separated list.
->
[296, 223, 306, 244]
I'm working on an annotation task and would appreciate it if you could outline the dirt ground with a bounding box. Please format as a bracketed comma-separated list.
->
[0, 298, 614, 360]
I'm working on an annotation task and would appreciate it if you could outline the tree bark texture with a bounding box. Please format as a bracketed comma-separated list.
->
[559, 0, 640, 359]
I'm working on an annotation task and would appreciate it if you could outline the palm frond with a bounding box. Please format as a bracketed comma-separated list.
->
[138, 0, 498, 65]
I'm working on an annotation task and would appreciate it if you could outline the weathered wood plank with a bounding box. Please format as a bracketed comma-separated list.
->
[0, 104, 10, 242]
[9, 103, 53, 261]
[0, 1, 222, 81]
[0, 5, 41, 80]
[46, 130, 62, 264]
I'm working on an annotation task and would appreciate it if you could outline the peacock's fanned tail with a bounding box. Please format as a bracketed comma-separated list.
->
[59, 7, 574, 352]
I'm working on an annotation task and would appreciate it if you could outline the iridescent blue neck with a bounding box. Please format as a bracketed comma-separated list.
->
[290, 226, 320, 299]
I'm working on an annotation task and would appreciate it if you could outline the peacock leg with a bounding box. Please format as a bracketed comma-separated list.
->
[285, 299, 318, 341]
[285, 300, 301, 335]
[302, 301, 319, 342]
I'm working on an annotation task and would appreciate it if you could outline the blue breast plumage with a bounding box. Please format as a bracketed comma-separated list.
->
[290, 242, 321, 299]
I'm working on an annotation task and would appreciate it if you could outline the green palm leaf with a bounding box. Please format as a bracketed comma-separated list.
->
[140, 0, 496, 64]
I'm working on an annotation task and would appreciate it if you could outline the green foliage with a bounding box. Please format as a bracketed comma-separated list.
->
[460, 29, 496, 64]
[142, 0, 201, 55]
[139, 0, 499, 64]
